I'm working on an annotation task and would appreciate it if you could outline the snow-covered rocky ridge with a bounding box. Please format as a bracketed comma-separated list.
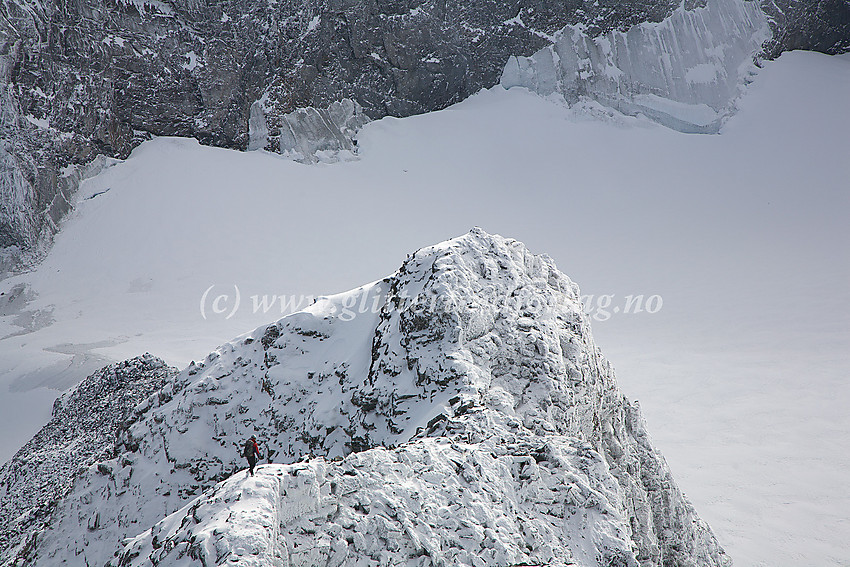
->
[0, 229, 730, 567]
[0, 355, 177, 562]
[501, 0, 770, 133]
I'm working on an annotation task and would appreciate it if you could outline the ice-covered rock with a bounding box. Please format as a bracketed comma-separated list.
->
[249, 99, 370, 163]
[119, 441, 639, 567]
[0, 230, 730, 567]
[501, 0, 772, 133]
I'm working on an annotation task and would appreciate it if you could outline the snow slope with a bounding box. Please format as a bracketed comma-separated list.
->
[0, 51, 848, 566]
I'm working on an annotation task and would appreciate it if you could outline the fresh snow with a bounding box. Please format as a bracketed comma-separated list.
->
[685, 63, 722, 84]
[181, 51, 203, 71]
[0, 51, 848, 566]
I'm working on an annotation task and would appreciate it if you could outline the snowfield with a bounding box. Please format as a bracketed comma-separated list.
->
[0, 50, 848, 566]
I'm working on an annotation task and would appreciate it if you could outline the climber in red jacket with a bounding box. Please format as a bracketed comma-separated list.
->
[243, 435, 261, 476]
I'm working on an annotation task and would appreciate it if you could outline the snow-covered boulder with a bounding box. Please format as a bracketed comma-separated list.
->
[0, 229, 730, 567]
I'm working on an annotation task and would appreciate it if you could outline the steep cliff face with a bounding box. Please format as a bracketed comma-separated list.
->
[0, 230, 731, 567]
[762, 0, 850, 56]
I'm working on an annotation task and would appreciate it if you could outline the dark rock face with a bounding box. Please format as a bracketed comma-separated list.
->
[763, 0, 850, 56]
[0, 354, 178, 566]
[0, 0, 847, 266]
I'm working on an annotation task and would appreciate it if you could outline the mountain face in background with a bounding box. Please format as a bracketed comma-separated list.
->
[761, 0, 850, 56]
[0, 230, 731, 567]
[0, 0, 848, 269]
[0, 0, 676, 269]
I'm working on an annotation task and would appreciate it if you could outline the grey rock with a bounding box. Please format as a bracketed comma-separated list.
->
[762, 0, 850, 56]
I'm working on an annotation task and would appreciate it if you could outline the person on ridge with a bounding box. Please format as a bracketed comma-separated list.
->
[243, 435, 261, 476]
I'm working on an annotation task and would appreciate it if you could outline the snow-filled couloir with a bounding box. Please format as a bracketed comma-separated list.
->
[0, 229, 730, 566]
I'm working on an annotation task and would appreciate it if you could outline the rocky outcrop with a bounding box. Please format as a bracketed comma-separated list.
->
[0, 354, 177, 566]
[762, 0, 850, 57]
[1, 230, 731, 567]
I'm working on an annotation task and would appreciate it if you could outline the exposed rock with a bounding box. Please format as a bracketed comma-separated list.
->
[761, 0, 850, 57]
